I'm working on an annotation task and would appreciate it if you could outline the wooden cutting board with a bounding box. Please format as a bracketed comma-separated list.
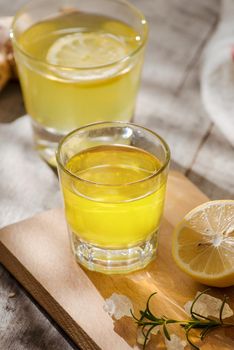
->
[0, 171, 233, 350]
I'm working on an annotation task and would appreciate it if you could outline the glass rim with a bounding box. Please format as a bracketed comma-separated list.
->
[11, 0, 148, 71]
[56, 121, 171, 187]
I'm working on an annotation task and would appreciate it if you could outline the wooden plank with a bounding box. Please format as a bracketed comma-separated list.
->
[187, 125, 234, 199]
[138, 63, 212, 171]
[134, 0, 220, 171]
[1, 172, 233, 350]
[0, 264, 75, 350]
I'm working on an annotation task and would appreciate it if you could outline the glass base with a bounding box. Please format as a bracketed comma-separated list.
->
[31, 120, 66, 167]
[70, 230, 158, 274]
[31, 118, 135, 167]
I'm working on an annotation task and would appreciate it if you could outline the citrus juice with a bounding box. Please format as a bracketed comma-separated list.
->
[15, 12, 144, 133]
[61, 145, 167, 248]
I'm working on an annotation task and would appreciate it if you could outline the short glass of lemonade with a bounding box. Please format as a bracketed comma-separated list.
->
[57, 122, 170, 274]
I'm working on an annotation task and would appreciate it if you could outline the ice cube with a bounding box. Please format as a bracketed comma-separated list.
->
[103, 293, 133, 320]
[136, 325, 159, 346]
[184, 292, 233, 319]
[164, 334, 186, 350]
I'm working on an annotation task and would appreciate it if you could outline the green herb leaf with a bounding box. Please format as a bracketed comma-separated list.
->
[163, 322, 171, 340]
[131, 291, 234, 350]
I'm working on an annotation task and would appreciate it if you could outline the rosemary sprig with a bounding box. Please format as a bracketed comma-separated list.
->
[131, 289, 234, 349]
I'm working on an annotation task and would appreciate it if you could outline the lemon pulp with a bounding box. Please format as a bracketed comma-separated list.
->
[172, 200, 234, 287]
[46, 32, 127, 68]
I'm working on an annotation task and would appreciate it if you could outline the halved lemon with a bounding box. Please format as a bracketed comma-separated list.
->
[46, 32, 127, 68]
[172, 200, 234, 287]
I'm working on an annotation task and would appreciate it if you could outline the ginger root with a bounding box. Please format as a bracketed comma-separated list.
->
[0, 16, 16, 91]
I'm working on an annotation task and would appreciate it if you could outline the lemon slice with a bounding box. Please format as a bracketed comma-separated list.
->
[46, 32, 127, 68]
[172, 200, 234, 287]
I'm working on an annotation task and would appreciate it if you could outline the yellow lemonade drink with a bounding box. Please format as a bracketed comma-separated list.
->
[16, 12, 144, 131]
[62, 145, 166, 248]
[12, 0, 148, 164]
[57, 122, 170, 273]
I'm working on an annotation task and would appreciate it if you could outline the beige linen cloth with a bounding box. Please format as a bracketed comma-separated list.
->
[0, 116, 61, 228]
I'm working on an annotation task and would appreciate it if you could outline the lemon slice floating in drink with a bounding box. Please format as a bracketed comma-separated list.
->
[46, 32, 128, 79]
[172, 200, 234, 287]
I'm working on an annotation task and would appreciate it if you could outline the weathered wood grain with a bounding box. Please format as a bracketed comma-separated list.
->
[187, 125, 234, 199]
[134, 0, 222, 180]
[0, 264, 77, 350]
[133, 0, 232, 201]
[1, 0, 233, 349]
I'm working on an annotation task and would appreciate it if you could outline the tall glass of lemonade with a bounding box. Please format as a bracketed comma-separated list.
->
[57, 122, 170, 273]
[12, 0, 148, 165]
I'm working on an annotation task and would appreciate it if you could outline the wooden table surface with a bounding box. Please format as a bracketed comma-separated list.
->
[0, 0, 233, 349]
